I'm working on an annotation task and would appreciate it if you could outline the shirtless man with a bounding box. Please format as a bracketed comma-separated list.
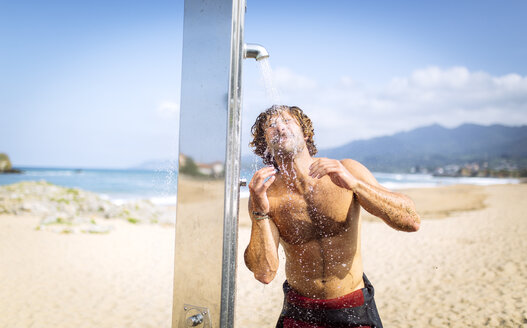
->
[244, 105, 420, 328]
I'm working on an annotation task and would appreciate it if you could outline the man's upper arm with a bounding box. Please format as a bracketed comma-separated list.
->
[340, 158, 387, 191]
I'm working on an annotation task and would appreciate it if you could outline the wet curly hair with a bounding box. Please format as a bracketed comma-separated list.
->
[250, 105, 317, 167]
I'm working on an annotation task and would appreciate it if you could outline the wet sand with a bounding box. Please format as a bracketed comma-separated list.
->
[1, 183, 526, 327]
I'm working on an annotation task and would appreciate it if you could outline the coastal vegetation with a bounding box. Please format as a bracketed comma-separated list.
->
[178, 156, 204, 177]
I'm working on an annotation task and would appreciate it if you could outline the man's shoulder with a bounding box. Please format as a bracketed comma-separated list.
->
[338, 158, 376, 182]
[339, 158, 367, 171]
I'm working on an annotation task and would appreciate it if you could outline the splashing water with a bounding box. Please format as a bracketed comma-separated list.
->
[257, 58, 281, 106]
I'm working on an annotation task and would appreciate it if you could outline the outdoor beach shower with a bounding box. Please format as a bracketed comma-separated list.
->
[173, 0, 268, 327]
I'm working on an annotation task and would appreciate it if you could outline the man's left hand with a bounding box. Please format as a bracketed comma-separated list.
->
[309, 158, 358, 190]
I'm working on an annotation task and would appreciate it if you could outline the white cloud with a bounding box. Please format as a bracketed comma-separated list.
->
[157, 101, 180, 119]
[242, 66, 527, 151]
[273, 67, 318, 91]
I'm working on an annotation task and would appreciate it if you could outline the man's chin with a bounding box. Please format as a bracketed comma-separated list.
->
[270, 146, 301, 158]
[269, 139, 304, 156]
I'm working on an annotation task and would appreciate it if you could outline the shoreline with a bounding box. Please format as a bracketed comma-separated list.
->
[1, 169, 522, 204]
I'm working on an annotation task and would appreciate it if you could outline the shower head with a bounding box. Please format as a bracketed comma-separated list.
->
[243, 43, 269, 61]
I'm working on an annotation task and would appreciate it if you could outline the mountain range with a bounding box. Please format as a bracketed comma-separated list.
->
[316, 123, 527, 172]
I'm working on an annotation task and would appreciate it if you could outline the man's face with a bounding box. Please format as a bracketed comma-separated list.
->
[264, 111, 307, 158]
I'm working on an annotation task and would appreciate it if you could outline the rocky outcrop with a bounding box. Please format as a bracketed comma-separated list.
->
[0, 153, 21, 173]
[0, 181, 175, 233]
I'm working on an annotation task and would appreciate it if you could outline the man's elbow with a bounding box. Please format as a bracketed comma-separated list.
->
[406, 215, 421, 232]
[409, 219, 420, 232]
[244, 248, 254, 272]
[395, 216, 420, 232]
[404, 205, 420, 232]
[254, 271, 277, 284]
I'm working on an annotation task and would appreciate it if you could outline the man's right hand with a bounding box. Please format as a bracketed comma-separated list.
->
[248, 166, 277, 216]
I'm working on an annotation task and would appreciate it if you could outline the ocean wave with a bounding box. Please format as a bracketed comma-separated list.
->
[445, 177, 520, 185]
[381, 182, 438, 190]
[23, 170, 76, 177]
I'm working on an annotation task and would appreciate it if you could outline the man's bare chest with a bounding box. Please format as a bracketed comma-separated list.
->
[267, 178, 356, 244]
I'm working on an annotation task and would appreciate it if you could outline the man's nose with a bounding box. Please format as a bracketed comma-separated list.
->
[275, 120, 287, 131]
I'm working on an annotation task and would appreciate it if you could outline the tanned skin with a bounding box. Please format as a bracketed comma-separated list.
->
[244, 111, 420, 299]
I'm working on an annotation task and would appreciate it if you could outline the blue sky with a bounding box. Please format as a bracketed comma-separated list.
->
[1, 0, 526, 168]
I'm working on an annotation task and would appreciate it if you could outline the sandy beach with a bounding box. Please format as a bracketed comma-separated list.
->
[1, 183, 526, 327]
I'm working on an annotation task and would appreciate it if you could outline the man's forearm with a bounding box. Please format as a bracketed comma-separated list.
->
[244, 219, 280, 284]
[354, 180, 420, 232]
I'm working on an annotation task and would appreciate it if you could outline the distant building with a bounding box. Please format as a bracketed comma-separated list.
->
[197, 161, 224, 177]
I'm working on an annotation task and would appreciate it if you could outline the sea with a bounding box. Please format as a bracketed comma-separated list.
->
[0, 167, 520, 205]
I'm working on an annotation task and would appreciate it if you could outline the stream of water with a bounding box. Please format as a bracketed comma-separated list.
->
[257, 58, 281, 106]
